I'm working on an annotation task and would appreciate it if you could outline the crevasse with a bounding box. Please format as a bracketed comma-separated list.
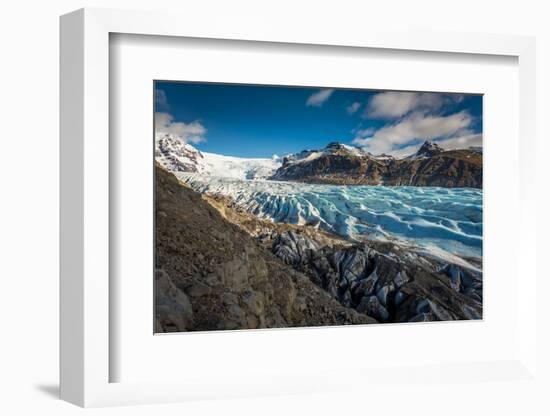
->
[177, 174, 483, 259]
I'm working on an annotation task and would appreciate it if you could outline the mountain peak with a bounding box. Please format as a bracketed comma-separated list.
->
[416, 141, 444, 157]
[325, 142, 367, 155]
[325, 142, 345, 150]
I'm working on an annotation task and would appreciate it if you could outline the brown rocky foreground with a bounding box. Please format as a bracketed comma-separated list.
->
[155, 165, 375, 332]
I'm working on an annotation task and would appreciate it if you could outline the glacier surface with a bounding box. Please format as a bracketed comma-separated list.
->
[177, 174, 483, 259]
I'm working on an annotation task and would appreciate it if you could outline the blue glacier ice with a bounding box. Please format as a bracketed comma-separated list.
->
[177, 174, 483, 259]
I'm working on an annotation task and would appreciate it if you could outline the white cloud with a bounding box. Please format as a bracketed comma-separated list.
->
[352, 111, 473, 155]
[346, 102, 361, 114]
[354, 127, 376, 137]
[386, 143, 427, 158]
[155, 112, 207, 144]
[365, 91, 463, 119]
[387, 133, 482, 158]
[436, 133, 482, 150]
[155, 89, 169, 110]
[351, 90, 477, 156]
[306, 89, 334, 107]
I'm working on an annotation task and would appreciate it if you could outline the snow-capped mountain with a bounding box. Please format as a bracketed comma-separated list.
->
[155, 134, 281, 180]
[412, 140, 444, 158]
[281, 142, 371, 166]
[156, 136, 482, 188]
[156, 135, 205, 173]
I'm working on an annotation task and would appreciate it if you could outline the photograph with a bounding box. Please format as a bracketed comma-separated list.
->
[154, 81, 483, 333]
[1, 0, 544, 412]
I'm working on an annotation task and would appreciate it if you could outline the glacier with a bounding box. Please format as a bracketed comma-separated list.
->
[177, 174, 483, 259]
[199, 152, 281, 180]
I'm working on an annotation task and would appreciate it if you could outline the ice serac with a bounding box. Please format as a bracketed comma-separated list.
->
[271, 140, 482, 188]
[178, 173, 483, 259]
[155, 134, 281, 179]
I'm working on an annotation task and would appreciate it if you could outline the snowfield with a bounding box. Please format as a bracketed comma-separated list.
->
[199, 152, 281, 180]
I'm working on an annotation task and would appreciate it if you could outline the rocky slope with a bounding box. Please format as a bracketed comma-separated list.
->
[205, 193, 483, 324]
[155, 166, 482, 332]
[270, 141, 482, 188]
[155, 165, 375, 332]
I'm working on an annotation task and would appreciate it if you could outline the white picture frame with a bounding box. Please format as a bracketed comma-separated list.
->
[60, 7, 538, 408]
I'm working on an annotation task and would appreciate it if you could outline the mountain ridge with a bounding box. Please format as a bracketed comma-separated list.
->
[156, 135, 482, 188]
[270, 140, 482, 188]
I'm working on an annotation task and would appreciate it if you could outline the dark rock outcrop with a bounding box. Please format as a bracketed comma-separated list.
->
[269, 230, 482, 323]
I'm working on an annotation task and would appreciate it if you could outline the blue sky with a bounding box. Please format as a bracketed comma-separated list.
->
[154, 81, 482, 158]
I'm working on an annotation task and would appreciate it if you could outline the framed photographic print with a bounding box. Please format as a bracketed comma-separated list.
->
[153, 81, 483, 333]
[60, 7, 539, 408]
